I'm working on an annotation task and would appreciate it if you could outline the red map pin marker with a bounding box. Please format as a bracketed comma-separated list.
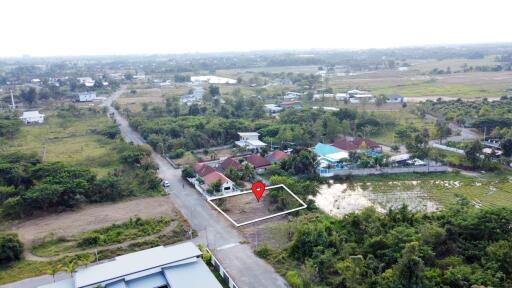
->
[251, 181, 265, 202]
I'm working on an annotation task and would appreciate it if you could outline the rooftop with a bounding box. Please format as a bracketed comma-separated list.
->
[20, 111, 44, 118]
[245, 154, 271, 168]
[268, 150, 289, 161]
[193, 163, 217, 177]
[39, 243, 222, 288]
[313, 143, 342, 157]
[202, 171, 232, 186]
[220, 158, 242, 171]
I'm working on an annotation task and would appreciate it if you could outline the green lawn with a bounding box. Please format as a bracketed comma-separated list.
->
[4, 111, 121, 177]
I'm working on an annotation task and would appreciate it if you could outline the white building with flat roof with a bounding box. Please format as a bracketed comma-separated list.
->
[235, 132, 267, 150]
[77, 91, 97, 102]
[20, 111, 45, 124]
[38, 242, 222, 288]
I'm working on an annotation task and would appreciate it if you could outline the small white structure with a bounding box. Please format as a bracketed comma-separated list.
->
[283, 92, 301, 101]
[350, 94, 375, 103]
[20, 111, 45, 124]
[191, 76, 237, 84]
[133, 74, 146, 80]
[180, 87, 204, 106]
[77, 91, 97, 102]
[77, 77, 95, 87]
[31, 78, 41, 84]
[335, 93, 349, 101]
[235, 132, 267, 150]
[386, 94, 405, 103]
[264, 104, 283, 113]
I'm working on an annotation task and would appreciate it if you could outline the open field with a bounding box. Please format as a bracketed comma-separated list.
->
[328, 70, 512, 98]
[347, 172, 512, 209]
[217, 65, 319, 78]
[4, 196, 180, 248]
[4, 112, 120, 177]
[407, 56, 498, 72]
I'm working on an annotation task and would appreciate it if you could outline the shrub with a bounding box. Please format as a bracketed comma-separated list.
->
[285, 271, 304, 288]
[169, 149, 186, 159]
[77, 233, 103, 248]
[254, 243, 272, 259]
[181, 166, 195, 179]
[0, 233, 23, 264]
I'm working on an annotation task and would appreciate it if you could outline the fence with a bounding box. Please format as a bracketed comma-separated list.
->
[324, 165, 449, 177]
[431, 143, 465, 155]
[206, 248, 240, 288]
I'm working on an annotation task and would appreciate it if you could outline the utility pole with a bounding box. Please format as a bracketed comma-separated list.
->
[10, 89, 16, 110]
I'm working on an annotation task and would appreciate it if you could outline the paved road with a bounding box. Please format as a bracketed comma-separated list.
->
[106, 87, 288, 288]
[2, 87, 287, 288]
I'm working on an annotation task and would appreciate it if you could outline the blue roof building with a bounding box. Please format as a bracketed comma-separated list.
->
[313, 143, 342, 157]
[39, 242, 222, 288]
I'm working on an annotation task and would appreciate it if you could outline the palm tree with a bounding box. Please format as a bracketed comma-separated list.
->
[47, 263, 61, 282]
[64, 260, 77, 276]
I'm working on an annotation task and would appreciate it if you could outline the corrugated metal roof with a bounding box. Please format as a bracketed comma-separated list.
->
[74, 243, 200, 288]
[164, 259, 223, 288]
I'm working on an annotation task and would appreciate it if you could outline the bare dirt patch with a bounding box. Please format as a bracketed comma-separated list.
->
[210, 187, 304, 225]
[4, 196, 179, 247]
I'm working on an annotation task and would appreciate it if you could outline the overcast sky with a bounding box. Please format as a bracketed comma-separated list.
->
[1, 0, 511, 57]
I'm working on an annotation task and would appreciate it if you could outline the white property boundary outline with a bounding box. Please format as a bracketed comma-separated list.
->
[207, 184, 307, 227]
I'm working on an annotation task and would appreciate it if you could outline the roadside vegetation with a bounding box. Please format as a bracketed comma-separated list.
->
[256, 203, 512, 288]
[32, 217, 172, 257]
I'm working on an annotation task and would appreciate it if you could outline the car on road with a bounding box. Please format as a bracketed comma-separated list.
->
[162, 180, 170, 187]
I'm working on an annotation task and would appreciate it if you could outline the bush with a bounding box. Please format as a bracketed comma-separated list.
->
[77, 233, 103, 248]
[169, 149, 186, 159]
[181, 166, 195, 179]
[285, 271, 304, 288]
[0, 233, 23, 264]
[254, 243, 273, 259]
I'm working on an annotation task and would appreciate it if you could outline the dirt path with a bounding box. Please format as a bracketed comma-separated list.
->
[24, 222, 180, 261]
[5, 196, 179, 252]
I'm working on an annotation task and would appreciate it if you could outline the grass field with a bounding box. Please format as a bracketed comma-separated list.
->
[4, 111, 121, 177]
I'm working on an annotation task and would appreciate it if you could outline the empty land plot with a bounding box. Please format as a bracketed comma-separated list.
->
[5, 196, 181, 248]
[210, 185, 306, 226]
[5, 112, 121, 177]
[329, 69, 512, 98]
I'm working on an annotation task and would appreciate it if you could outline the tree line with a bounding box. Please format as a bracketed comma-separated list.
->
[257, 201, 512, 288]
[0, 144, 161, 218]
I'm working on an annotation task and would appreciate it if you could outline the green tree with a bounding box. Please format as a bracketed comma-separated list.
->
[19, 87, 37, 106]
[465, 140, 482, 167]
[395, 242, 425, 288]
[500, 137, 512, 157]
[0, 233, 23, 264]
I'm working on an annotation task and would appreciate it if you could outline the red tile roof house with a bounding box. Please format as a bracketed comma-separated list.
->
[266, 150, 289, 164]
[245, 154, 271, 173]
[332, 138, 381, 151]
[352, 137, 382, 151]
[193, 163, 235, 194]
[219, 157, 242, 171]
[202, 171, 235, 193]
[193, 163, 217, 177]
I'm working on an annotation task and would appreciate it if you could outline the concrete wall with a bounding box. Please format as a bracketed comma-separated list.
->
[206, 248, 239, 288]
[329, 165, 449, 176]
